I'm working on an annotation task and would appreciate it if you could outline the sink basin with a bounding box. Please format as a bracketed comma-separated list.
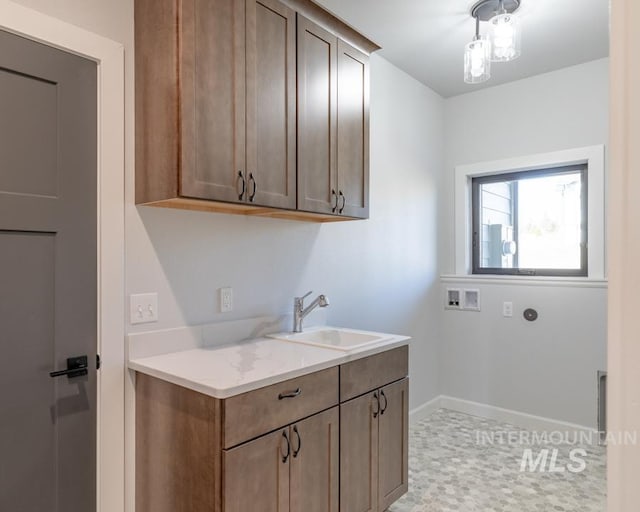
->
[269, 327, 392, 351]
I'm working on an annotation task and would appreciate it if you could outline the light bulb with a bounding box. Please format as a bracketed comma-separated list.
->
[471, 46, 486, 77]
[464, 38, 491, 84]
[488, 13, 521, 62]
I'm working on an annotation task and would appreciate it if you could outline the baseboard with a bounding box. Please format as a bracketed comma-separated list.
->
[439, 395, 596, 434]
[409, 395, 442, 424]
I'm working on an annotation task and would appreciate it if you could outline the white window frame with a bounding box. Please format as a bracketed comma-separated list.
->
[454, 145, 606, 279]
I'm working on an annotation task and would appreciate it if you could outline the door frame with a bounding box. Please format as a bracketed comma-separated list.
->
[0, 2, 126, 511]
[609, 0, 640, 509]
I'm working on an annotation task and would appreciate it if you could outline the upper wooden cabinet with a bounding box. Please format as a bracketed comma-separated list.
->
[246, 0, 297, 209]
[296, 15, 337, 216]
[297, 16, 370, 219]
[136, 0, 296, 210]
[135, 0, 378, 221]
[337, 40, 370, 219]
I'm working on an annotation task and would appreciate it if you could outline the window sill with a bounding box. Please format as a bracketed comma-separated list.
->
[440, 274, 608, 289]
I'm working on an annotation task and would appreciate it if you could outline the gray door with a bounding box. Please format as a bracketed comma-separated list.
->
[0, 31, 97, 511]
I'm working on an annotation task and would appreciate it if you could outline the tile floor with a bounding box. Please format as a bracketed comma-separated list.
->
[389, 409, 606, 512]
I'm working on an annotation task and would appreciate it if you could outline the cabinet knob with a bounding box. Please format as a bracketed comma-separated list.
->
[237, 171, 246, 200]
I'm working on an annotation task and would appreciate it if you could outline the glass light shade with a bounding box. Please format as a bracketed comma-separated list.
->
[488, 12, 521, 62]
[464, 38, 491, 84]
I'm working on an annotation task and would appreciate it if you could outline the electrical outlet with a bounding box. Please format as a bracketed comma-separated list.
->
[503, 301, 513, 317]
[220, 287, 233, 313]
[130, 293, 159, 324]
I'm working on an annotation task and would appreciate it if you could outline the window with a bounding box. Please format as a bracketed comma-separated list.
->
[471, 165, 587, 276]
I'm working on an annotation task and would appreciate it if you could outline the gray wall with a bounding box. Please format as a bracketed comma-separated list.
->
[11, 0, 445, 412]
[441, 59, 609, 428]
[126, 55, 445, 411]
[9, 0, 609, 427]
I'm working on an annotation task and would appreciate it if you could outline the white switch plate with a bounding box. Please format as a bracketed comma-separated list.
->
[130, 293, 159, 324]
[503, 301, 513, 317]
[219, 287, 233, 313]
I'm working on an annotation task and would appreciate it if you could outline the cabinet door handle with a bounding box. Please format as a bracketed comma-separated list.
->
[278, 387, 301, 400]
[249, 173, 257, 202]
[373, 391, 380, 418]
[331, 189, 338, 213]
[292, 425, 302, 458]
[237, 171, 246, 200]
[380, 389, 388, 415]
[338, 190, 346, 214]
[281, 430, 291, 463]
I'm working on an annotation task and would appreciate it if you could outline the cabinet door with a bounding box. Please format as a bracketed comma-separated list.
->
[337, 40, 370, 219]
[223, 428, 290, 512]
[290, 407, 339, 512]
[340, 392, 379, 512]
[180, 0, 246, 203]
[297, 15, 338, 215]
[378, 379, 409, 511]
[245, 0, 297, 209]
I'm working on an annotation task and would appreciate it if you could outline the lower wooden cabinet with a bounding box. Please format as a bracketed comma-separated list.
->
[136, 348, 407, 512]
[340, 378, 409, 512]
[224, 406, 339, 512]
[224, 428, 290, 512]
[378, 379, 409, 510]
[290, 407, 340, 512]
[340, 391, 378, 512]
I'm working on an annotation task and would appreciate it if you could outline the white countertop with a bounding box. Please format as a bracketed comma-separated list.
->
[128, 327, 410, 399]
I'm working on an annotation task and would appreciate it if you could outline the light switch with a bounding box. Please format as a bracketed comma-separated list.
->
[503, 301, 513, 317]
[130, 293, 159, 324]
[219, 287, 233, 313]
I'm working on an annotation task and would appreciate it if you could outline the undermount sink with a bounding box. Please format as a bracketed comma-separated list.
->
[269, 327, 393, 351]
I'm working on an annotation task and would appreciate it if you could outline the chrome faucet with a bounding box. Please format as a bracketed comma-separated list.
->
[293, 291, 330, 333]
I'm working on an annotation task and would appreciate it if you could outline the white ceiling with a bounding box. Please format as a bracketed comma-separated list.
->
[314, 0, 610, 98]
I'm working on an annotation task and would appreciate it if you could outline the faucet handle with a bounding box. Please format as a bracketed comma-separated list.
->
[297, 290, 313, 302]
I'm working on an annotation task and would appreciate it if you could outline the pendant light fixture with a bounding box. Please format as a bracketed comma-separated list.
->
[465, 0, 522, 84]
[464, 16, 491, 84]
[488, 0, 521, 62]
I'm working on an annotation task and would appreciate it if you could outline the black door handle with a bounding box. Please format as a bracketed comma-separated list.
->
[281, 430, 291, 463]
[380, 389, 388, 415]
[292, 425, 301, 458]
[50, 355, 88, 379]
[237, 171, 246, 200]
[278, 388, 301, 400]
[373, 391, 380, 418]
[249, 173, 257, 202]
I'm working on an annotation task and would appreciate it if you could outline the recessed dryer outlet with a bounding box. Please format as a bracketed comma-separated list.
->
[445, 288, 462, 309]
[463, 289, 480, 311]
